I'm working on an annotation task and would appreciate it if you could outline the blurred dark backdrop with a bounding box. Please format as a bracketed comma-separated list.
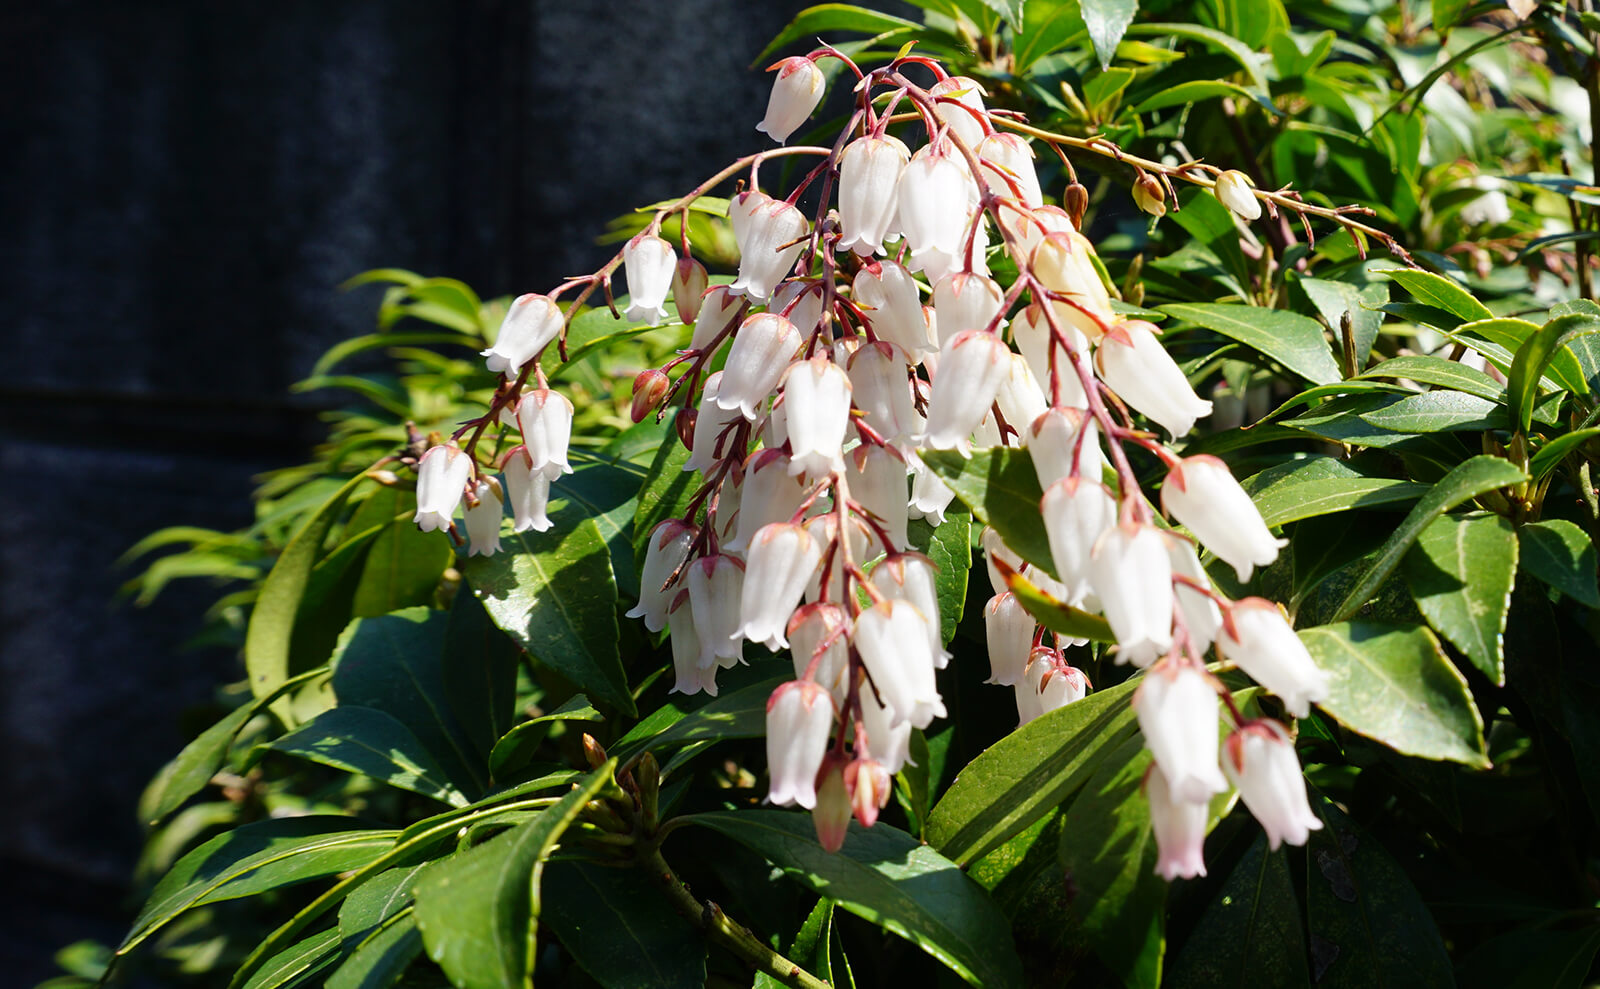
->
[0, 1, 814, 980]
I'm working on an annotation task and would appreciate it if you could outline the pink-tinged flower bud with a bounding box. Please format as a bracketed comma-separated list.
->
[1146, 763, 1209, 880]
[871, 554, 948, 666]
[772, 279, 826, 338]
[626, 519, 697, 633]
[672, 257, 709, 325]
[853, 261, 933, 356]
[782, 356, 852, 480]
[630, 368, 671, 424]
[929, 76, 989, 149]
[1089, 522, 1175, 667]
[1162, 455, 1286, 582]
[1133, 173, 1167, 216]
[838, 135, 910, 257]
[856, 682, 913, 774]
[853, 599, 946, 729]
[907, 452, 957, 525]
[502, 449, 553, 534]
[757, 57, 825, 144]
[789, 603, 850, 702]
[1038, 662, 1090, 714]
[690, 286, 745, 353]
[1218, 599, 1330, 718]
[515, 389, 575, 480]
[984, 592, 1036, 686]
[977, 133, 1043, 208]
[932, 272, 1005, 349]
[684, 373, 746, 475]
[482, 294, 562, 378]
[1097, 321, 1213, 440]
[996, 353, 1048, 441]
[463, 477, 503, 556]
[1029, 408, 1104, 489]
[812, 757, 853, 851]
[667, 595, 719, 697]
[846, 444, 910, 554]
[847, 758, 893, 828]
[766, 680, 836, 808]
[414, 443, 472, 533]
[1041, 476, 1117, 606]
[1223, 720, 1323, 850]
[981, 527, 1026, 597]
[675, 406, 698, 451]
[729, 449, 809, 553]
[898, 141, 979, 281]
[1011, 302, 1089, 408]
[741, 523, 823, 650]
[1033, 231, 1115, 344]
[717, 312, 803, 419]
[924, 330, 1012, 455]
[1166, 534, 1221, 656]
[622, 234, 677, 325]
[1212, 170, 1261, 221]
[1134, 661, 1228, 803]
[847, 341, 919, 444]
[730, 191, 809, 302]
[687, 555, 746, 670]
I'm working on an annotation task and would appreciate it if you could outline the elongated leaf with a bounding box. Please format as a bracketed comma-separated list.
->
[1530, 427, 1600, 481]
[348, 489, 452, 617]
[1359, 390, 1506, 433]
[755, 4, 921, 64]
[267, 706, 468, 807]
[412, 763, 613, 989]
[1403, 513, 1516, 684]
[1299, 621, 1489, 767]
[977, 0, 1025, 31]
[1508, 313, 1600, 432]
[1082, 0, 1136, 69]
[338, 866, 428, 936]
[241, 929, 343, 989]
[1006, 566, 1116, 642]
[463, 517, 632, 715]
[1373, 268, 1492, 324]
[552, 454, 646, 598]
[1241, 456, 1427, 529]
[1297, 277, 1388, 371]
[1123, 22, 1268, 91]
[1357, 354, 1504, 401]
[685, 811, 1023, 989]
[1332, 456, 1526, 621]
[1166, 833, 1309, 986]
[1131, 79, 1278, 115]
[611, 674, 786, 767]
[910, 509, 971, 645]
[541, 859, 707, 989]
[488, 694, 604, 781]
[443, 589, 522, 766]
[1518, 520, 1600, 607]
[326, 913, 423, 989]
[1457, 927, 1600, 989]
[921, 448, 1054, 576]
[631, 434, 696, 569]
[926, 677, 1140, 865]
[1160, 303, 1341, 385]
[756, 898, 834, 989]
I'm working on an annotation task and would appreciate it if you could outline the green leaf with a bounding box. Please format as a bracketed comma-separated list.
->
[1014, 2, 1087, 72]
[926, 677, 1140, 865]
[1357, 354, 1505, 402]
[978, 0, 1025, 31]
[1518, 520, 1600, 608]
[1403, 512, 1517, 684]
[1159, 303, 1341, 385]
[920, 448, 1053, 577]
[1123, 22, 1269, 91]
[541, 859, 707, 989]
[1082, 0, 1136, 70]
[1296, 276, 1388, 371]
[411, 763, 614, 989]
[338, 865, 428, 936]
[1130, 78, 1279, 116]
[1166, 833, 1309, 987]
[756, 4, 922, 63]
[247, 472, 371, 724]
[1372, 268, 1492, 325]
[552, 454, 647, 598]
[267, 706, 468, 807]
[631, 433, 697, 569]
[684, 810, 1023, 989]
[1530, 427, 1600, 481]
[1507, 313, 1600, 432]
[910, 509, 972, 645]
[756, 898, 834, 989]
[1331, 456, 1526, 622]
[1241, 456, 1428, 528]
[241, 929, 343, 989]
[610, 674, 787, 768]
[488, 694, 605, 782]
[348, 489, 452, 618]
[1299, 621, 1490, 767]
[443, 589, 522, 766]
[1005, 566, 1116, 642]
[326, 913, 423, 989]
[1432, 0, 1470, 33]
[122, 818, 395, 954]
[1358, 390, 1507, 433]
[1457, 927, 1600, 989]
[462, 516, 632, 715]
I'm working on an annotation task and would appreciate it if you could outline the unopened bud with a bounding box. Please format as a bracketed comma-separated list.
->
[675, 407, 697, 451]
[673, 257, 709, 325]
[367, 468, 400, 486]
[636, 751, 661, 829]
[1132, 173, 1167, 217]
[1212, 169, 1261, 221]
[631, 368, 671, 423]
[581, 733, 608, 770]
[1064, 182, 1089, 229]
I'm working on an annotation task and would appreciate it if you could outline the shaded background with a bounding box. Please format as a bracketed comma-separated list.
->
[0, 0, 817, 980]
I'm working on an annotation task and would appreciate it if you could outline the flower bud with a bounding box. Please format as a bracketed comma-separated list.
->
[856, 682, 913, 774]
[1133, 661, 1228, 803]
[853, 261, 934, 356]
[847, 759, 893, 828]
[717, 313, 803, 419]
[847, 341, 919, 444]
[623, 234, 677, 325]
[1089, 521, 1175, 667]
[782, 356, 853, 480]
[1222, 720, 1323, 850]
[690, 285, 744, 353]
[502, 449, 553, 534]
[871, 554, 948, 666]
[845, 444, 910, 554]
[1029, 408, 1104, 489]
[482, 294, 562, 378]
[672, 257, 709, 325]
[1162, 455, 1285, 582]
[1064, 182, 1089, 229]
[1212, 170, 1261, 221]
[675, 406, 699, 453]
[414, 443, 472, 533]
[838, 135, 910, 257]
[1217, 599, 1330, 718]
[730, 191, 809, 302]
[853, 599, 946, 729]
[1132, 173, 1167, 216]
[630, 368, 671, 423]
[1041, 476, 1117, 607]
[729, 449, 809, 553]
[1096, 321, 1213, 439]
[812, 757, 852, 851]
[1011, 302, 1089, 407]
[742, 523, 824, 650]
[1033, 230, 1115, 343]
[687, 554, 746, 670]
[788, 602, 850, 702]
[463, 477, 503, 556]
[1146, 763, 1209, 880]
[756, 56, 825, 144]
[766, 680, 836, 808]
[1167, 534, 1222, 656]
[932, 272, 1005, 349]
[923, 330, 1012, 455]
[977, 133, 1043, 208]
[667, 595, 718, 697]
[929, 76, 989, 150]
[626, 519, 697, 633]
[515, 389, 575, 480]
[984, 592, 1036, 686]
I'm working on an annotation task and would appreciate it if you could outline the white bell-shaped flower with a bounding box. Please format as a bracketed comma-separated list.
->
[690, 286, 745, 353]
[482, 293, 562, 378]
[1041, 476, 1117, 606]
[672, 257, 709, 325]
[766, 680, 836, 808]
[1162, 455, 1286, 582]
[856, 681, 913, 774]
[741, 523, 823, 650]
[414, 443, 472, 533]
[717, 313, 803, 419]
[977, 133, 1043, 208]
[687, 554, 746, 670]
[907, 452, 958, 525]
[1223, 720, 1323, 850]
[712, 466, 743, 546]
[502, 449, 553, 534]
[1000, 204, 1074, 270]
[802, 512, 872, 604]
[782, 356, 852, 480]
[981, 526, 1026, 596]
[623, 234, 676, 325]
[788, 602, 850, 702]
[838, 135, 909, 257]
[847, 341, 919, 444]
[1213, 169, 1261, 221]
[756, 56, 825, 143]
[1033, 230, 1115, 343]
[845, 444, 910, 554]
[984, 592, 1036, 686]
[1014, 650, 1048, 727]
[1133, 661, 1228, 803]
[1167, 534, 1222, 657]
[684, 373, 746, 475]
[1217, 598, 1330, 718]
[667, 595, 718, 697]
[463, 477, 503, 557]
[871, 553, 948, 666]
[730, 191, 809, 302]
[729, 449, 809, 553]
[929, 75, 989, 150]
[932, 272, 1005, 349]
[1097, 321, 1214, 440]
[1011, 302, 1089, 407]
[762, 395, 790, 452]
[1033, 659, 1089, 719]
[1029, 407, 1104, 489]
[923, 330, 1011, 455]
[772, 279, 826, 339]
[996, 354, 1048, 442]
[515, 389, 575, 481]
[852, 261, 933, 356]
[626, 519, 697, 632]
[1146, 763, 1209, 880]
[1089, 521, 1175, 667]
[853, 599, 946, 729]
[898, 141, 980, 282]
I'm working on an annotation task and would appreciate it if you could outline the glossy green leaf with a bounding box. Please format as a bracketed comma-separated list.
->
[978, 0, 1025, 31]
[1359, 390, 1506, 433]
[1508, 313, 1600, 432]
[684, 810, 1023, 989]
[1518, 520, 1600, 608]
[1432, 0, 1470, 33]
[1357, 354, 1505, 402]
[1297, 276, 1387, 372]
[1082, 0, 1136, 69]
[1166, 833, 1309, 987]
[1006, 566, 1116, 642]
[1299, 621, 1489, 767]
[1456, 927, 1600, 989]
[443, 589, 522, 766]
[756, 898, 834, 989]
[267, 706, 468, 807]
[1530, 428, 1600, 481]
[920, 448, 1053, 576]
[631, 433, 696, 569]
[1131, 79, 1278, 116]
[756, 4, 920, 64]
[348, 488, 452, 618]
[551, 454, 646, 598]
[541, 859, 707, 989]
[488, 694, 604, 782]
[1372, 268, 1492, 325]
[338, 865, 428, 936]
[1014, 2, 1088, 72]
[462, 516, 632, 715]
[1160, 303, 1341, 385]
[1331, 456, 1526, 622]
[926, 676, 1139, 865]
[326, 913, 423, 989]
[412, 763, 613, 989]
[910, 508, 972, 645]
[610, 674, 786, 768]
[241, 929, 343, 989]
[1402, 512, 1517, 684]
[1123, 22, 1269, 91]
[1241, 456, 1427, 528]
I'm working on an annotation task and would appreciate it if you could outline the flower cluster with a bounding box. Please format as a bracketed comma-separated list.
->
[411, 46, 1334, 873]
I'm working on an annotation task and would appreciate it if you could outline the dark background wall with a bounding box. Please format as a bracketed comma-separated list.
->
[0, 1, 815, 980]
